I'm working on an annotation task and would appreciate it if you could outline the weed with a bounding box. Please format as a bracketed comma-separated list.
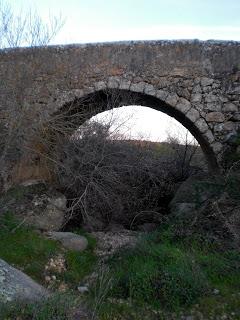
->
[97, 226, 240, 316]
[0, 293, 79, 320]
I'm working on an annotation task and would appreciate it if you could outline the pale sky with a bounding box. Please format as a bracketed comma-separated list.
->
[12, 0, 240, 43]
[92, 106, 194, 143]
[10, 0, 240, 142]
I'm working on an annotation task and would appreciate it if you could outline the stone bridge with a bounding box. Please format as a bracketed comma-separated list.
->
[1, 40, 240, 183]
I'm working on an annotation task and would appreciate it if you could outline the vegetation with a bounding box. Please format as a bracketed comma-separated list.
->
[2, 1, 239, 319]
[0, 293, 79, 320]
[54, 119, 199, 230]
[0, 210, 239, 319]
[89, 226, 240, 319]
[0, 213, 97, 287]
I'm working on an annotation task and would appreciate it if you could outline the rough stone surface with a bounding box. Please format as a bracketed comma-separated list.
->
[186, 108, 200, 123]
[91, 230, 140, 257]
[176, 97, 191, 113]
[223, 102, 238, 112]
[195, 118, 208, 133]
[206, 112, 225, 122]
[0, 183, 66, 231]
[46, 232, 88, 252]
[26, 193, 66, 231]
[0, 40, 239, 176]
[0, 258, 48, 303]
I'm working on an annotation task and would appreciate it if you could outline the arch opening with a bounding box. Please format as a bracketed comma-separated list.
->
[54, 88, 218, 172]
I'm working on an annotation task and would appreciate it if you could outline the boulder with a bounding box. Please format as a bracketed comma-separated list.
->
[26, 192, 67, 231]
[0, 183, 67, 231]
[0, 258, 48, 303]
[46, 232, 88, 252]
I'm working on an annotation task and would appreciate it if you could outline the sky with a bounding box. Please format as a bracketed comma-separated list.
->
[92, 106, 194, 143]
[12, 0, 240, 43]
[10, 0, 240, 142]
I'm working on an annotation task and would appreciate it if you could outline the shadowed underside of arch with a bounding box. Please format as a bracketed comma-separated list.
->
[55, 88, 218, 171]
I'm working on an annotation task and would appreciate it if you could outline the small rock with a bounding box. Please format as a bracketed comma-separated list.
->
[213, 288, 220, 295]
[46, 232, 88, 252]
[77, 286, 89, 293]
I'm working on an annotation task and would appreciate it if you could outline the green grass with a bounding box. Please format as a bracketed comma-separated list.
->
[61, 227, 97, 284]
[0, 293, 80, 320]
[0, 212, 60, 283]
[1, 210, 239, 319]
[91, 226, 240, 319]
[0, 212, 97, 319]
[0, 213, 97, 286]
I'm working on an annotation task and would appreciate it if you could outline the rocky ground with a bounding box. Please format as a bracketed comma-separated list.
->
[0, 178, 240, 319]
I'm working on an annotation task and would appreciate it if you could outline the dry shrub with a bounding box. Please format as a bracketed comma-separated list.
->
[54, 119, 198, 230]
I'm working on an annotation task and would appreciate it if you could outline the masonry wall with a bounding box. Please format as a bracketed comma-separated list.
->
[0, 40, 240, 183]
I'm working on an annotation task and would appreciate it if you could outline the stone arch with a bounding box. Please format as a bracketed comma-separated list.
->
[51, 78, 219, 172]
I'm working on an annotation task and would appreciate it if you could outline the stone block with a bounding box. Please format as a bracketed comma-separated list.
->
[165, 93, 179, 107]
[94, 81, 106, 91]
[119, 80, 131, 90]
[205, 102, 221, 112]
[211, 142, 223, 153]
[107, 77, 120, 88]
[204, 129, 215, 143]
[156, 89, 168, 101]
[223, 102, 238, 112]
[195, 118, 209, 133]
[206, 112, 225, 122]
[130, 82, 146, 93]
[144, 84, 156, 96]
[201, 77, 214, 87]
[186, 108, 200, 123]
[191, 93, 202, 103]
[192, 84, 202, 94]
[223, 121, 236, 131]
[176, 97, 191, 113]
[205, 93, 219, 103]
